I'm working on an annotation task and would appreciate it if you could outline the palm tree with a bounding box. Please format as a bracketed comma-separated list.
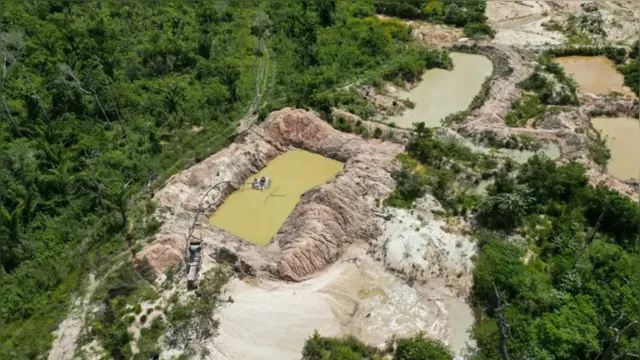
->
[104, 181, 132, 233]
[162, 83, 185, 115]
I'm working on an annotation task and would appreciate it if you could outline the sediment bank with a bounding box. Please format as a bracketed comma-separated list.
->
[138, 108, 403, 281]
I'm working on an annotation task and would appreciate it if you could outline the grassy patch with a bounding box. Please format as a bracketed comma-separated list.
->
[618, 57, 640, 96]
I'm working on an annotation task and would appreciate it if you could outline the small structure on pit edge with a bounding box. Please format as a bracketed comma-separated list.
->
[252, 176, 271, 190]
[186, 240, 202, 289]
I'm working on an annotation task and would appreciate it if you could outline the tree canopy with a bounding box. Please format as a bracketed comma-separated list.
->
[0, 0, 452, 358]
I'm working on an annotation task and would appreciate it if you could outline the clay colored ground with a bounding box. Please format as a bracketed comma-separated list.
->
[209, 150, 343, 246]
[592, 117, 640, 180]
[555, 56, 635, 96]
[389, 52, 493, 128]
[207, 243, 474, 360]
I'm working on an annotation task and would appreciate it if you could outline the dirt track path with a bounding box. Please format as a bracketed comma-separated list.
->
[48, 252, 130, 360]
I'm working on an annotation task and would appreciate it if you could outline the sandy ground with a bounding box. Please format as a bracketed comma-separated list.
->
[493, 17, 566, 46]
[375, 196, 476, 299]
[487, 0, 640, 47]
[48, 274, 97, 360]
[181, 242, 474, 360]
[169, 195, 479, 360]
[488, 1, 564, 47]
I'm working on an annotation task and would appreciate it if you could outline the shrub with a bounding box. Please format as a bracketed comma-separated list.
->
[385, 166, 427, 208]
[618, 57, 640, 96]
[519, 59, 579, 106]
[546, 46, 628, 64]
[215, 247, 238, 265]
[504, 94, 545, 127]
[463, 22, 496, 38]
[394, 335, 454, 360]
[303, 332, 380, 360]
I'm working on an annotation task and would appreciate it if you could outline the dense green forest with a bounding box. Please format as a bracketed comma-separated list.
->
[0, 0, 452, 358]
[374, 0, 495, 38]
[3, 0, 639, 359]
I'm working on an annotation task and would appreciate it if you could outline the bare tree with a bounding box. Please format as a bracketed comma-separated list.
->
[594, 314, 639, 360]
[493, 282, 525, 360]
[573, 204, 608, 269]
[0, 27, 24, 135]
[23, 75, 51, 124]
[59, 63, 125, 134]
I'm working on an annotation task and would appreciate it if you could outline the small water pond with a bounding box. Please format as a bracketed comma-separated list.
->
[555, 56, 635, 96]
[210, 150, 344, 246]
[389, 52, 493, 129]
[592, 116, 640, 180]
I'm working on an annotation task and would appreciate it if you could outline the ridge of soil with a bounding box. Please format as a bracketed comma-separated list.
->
[138, 108, 403, 281]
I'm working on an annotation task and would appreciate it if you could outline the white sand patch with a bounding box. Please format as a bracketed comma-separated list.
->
[486, 1, 549, 26]
[48, 274, 97, 360]
[493, 22, 565, 47]
[373, 195, 477, 299]
[178, 242, 475, 360]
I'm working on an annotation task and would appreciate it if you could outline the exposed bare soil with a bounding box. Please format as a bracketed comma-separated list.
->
[138, 108, 403, 281]
[488, 0, 639, 47]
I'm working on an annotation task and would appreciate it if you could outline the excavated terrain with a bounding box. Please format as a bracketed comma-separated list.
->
[449, 44, 639, 199]
[52, 4, 639, 359]
[138, 108, 403, 281]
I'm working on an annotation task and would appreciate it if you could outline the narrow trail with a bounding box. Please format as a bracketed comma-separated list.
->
[238, 39, 274, 133]
[48, 251, 131, 360]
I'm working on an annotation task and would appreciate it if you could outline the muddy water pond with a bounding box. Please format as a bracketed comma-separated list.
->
[210, 150, 343, 246]
[390, 52, 493, 128]
[592, 117, 640, 180]
[555, 56, 634, 96]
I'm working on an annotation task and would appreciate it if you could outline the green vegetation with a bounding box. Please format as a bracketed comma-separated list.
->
[619, 57, 640, 96]
[586, 130, 611, 168]
[472, 155, 640, 360]
[386, 124, 494, 215]
[504, 56, 579, 128]
[440, 110, 469, 127]
[133, 317, 165, 360]
[0, 0, 454, 357]
[519, 57, 579, 106]
[545, 46, 628, 65]
[266, 7, 452, 118]
[166, 266, 231, 349]
[389, 124, 640, 360]
[89, 262, 159, 360]
[462, 23, 495, 38]
[559, 3, 606, 45]
[395, 335, 454, 360]
[302, 332, 453, 360]
[504, 94, 546, 128]
[374, 0, 494, 38]
[329, 116, 370, 137]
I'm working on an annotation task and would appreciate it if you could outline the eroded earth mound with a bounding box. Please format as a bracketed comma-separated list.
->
[138, 108, 403, 281]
